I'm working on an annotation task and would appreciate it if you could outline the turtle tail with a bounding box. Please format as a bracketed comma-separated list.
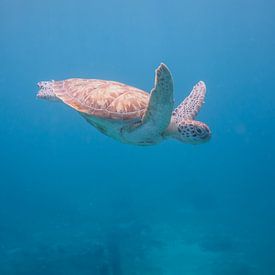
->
[37, 80, 61, 102]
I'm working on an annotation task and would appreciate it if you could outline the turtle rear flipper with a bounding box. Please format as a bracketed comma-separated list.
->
[37, 81, 61, 102]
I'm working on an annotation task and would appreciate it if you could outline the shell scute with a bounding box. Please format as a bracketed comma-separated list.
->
[53, 79, 149, 120]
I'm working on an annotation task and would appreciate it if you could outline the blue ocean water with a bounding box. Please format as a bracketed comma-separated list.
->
[1, 0, 275, 274]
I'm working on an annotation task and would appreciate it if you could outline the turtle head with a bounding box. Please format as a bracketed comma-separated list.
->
[166, 118, 211, 144]
[177, 119, 211, 144]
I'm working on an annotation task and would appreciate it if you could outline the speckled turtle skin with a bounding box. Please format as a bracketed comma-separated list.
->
[37, 64, 211, 145]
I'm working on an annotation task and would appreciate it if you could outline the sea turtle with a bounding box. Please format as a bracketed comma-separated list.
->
[37, 63, 211, 145]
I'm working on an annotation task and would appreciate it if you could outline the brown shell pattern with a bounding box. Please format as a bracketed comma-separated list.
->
[53, 79, 149, 120]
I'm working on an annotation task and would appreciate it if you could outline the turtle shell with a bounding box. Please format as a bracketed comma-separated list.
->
[53, 78, 149, 120]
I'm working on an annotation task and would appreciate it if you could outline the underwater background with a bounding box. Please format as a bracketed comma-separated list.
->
[1, 0, 275, 274]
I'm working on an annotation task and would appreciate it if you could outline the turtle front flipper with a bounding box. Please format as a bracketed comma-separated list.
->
[122, 63, 174, 144]
[166, 81, 211, 144]
[143, 63, 174, 131]
[173, 81, 206, 121]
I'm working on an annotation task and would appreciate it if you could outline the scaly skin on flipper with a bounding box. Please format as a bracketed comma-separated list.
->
[143, 63, 174, 132]
[173, 81, 206, 121]
[166, 81, 210, 144]
[121, 63, 174, 144]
